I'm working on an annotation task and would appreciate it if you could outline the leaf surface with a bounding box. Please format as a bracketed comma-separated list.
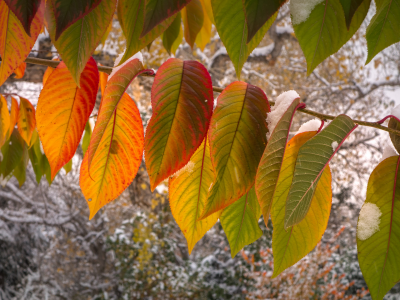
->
[357, 155, 400, 300]
[200, 82, 270, 219]
[51, 0, 102, 40]
[339, 0, 366, 29]
[28, 130, 43, 183]
[0, 0, 44, 85]
[0, 128, 24, 178]
[145, 58, 214, 190]
[292, 0, 370, 74]
[256, 93, 303, 226]
[284, 115, 357, 228]
[117, 0, 176, 65]
[243, 0, 286, 43]
[169, 138, 220, 254]
[3, 0, 41, 35]
[220, 187, 262, 257]
[182, 0, 203, 49]
[14, 61, 26, 79]
[211, 0, 276, 78]
[389, 117, 400, 153]
[0, 95, 10, 147]
[195, 0, 212, 51]
[37, 58, 98, 180]
[46, 0, 116, 86]
[17, 97, 35, 146]
[82, 121, 92, 155]
[365, 0, 400, 64]
[141, 0, 191, 38]
[272, 131, 332, 277]
[162, 11, 183, 55]
[8, 96, 18, 139]
[13, 143, 28, 186]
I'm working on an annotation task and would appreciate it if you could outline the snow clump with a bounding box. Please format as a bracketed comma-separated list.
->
[331, 141, 338, 152]
[289, 0, 324, 25]
[109, 50, 143, 79]
[267, 90, 300, 139]
[357, 203, 382, 240]
[381, 144, 398, 162]
[296, 118, 321, 135]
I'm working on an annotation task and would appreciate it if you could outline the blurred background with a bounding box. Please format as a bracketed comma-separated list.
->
[1, 3, 400, 299]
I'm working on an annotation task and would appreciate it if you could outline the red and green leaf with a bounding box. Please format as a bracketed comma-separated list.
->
[182, 0, 204, 49]
[200, 82, 270, 219]
[3, 0, 41, 35]
[36, 57, 98, 180]
[17, 97, 36, 146]
[144, 58, 214, 191]
[162, 11, 183, 55]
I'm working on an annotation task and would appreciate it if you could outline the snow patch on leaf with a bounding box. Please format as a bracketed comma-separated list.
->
[172, 160, 195, 178]
[109, 50, 143, 79]
[296, 118, 321, 135]
[267, 90, 300, 139]
[357, 203, 382, 241]
[331, 141, 338, 152]
[289, 0, 324, 25]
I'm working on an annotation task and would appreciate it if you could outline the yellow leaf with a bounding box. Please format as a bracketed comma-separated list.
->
[17, 97, 36, 146]
[0, 95, 10, 147]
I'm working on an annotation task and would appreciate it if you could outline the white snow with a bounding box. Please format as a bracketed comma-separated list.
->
[331, 141, 338, 152]
[296, 118, 321, 135]
[289, 0, 324, 25]
[266, 90, 300, 139]
[357, 203, 382, 240]
[391, 104, 400, 119]
[109, 50, 143, 79]
[381, 144, 398, 162]
[173, 161, 195, 178]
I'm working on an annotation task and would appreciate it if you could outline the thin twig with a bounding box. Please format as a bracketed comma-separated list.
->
[5, 56, 400, 136]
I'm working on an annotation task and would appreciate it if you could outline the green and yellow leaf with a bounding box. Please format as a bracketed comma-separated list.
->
[162, 12, 183, 55]
[182, 0, 204, 49]
[0, 95, 10, 147]
[17, 97, 35, 146]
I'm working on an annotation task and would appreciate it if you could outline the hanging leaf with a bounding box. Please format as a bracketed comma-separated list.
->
[0, 128, 24, 178]
[201, 0, 214, 24]
[162, 12, 183, 55]
[117, 0, 177, 66]
[81, 56, 149, 219]
[365, 0, 400, 64]
[63, 159, 72, 174]
[99, 70, 108, 95]
[200, 82, 270, 219]
[46, 0, 116, 86]
[37, 58, 98, 180]
[339, 0, 366, 29]
[13, 61, 26, 79]
[194, 0, 212, 51]
[211, 0, 276, 78]
[82, 121, 92, 155]
[291, 0, 370, 75]
[3, 0, 41, 36]
[389, 117, 400, 153]
[182, 0, 204, 49]
[42, 57, 59, 85]
[145, 58, 213, 190]
[255, 92, 303, 226]
[17, 97, 36, 146]
[0, 0, 44, 86]
[141, 0, 192, 38]
[0, 95, 10, 148]
[357, 155, 400, 300]
[169, 138, 220, 254]
[13, 143, 28, 186]
[220, 187, 262, 258]
[243, 0, 286, 43]
[51, 0, 102, 40]
[28, 130, 43, 183]
[272, 131, 332, 277]
[284, 115, 357, 229]
[8, 96, 18, 139]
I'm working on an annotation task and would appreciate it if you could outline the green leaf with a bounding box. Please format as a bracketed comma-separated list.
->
[357, 155, 400, 300]
[82, 121, 92, 155]
[162, 12, 183, 55]
[13, 143, 28, 187]
[41, 153, 53, 185]
[211, 0, 277, 78]
[339, 0, 366, 29]
[220, 187, 262, 258]
[51, 0, 102, 40]
[242, 0, 286, 43]
[292, 0, 370, 75]
[3, 0, 41, 36]
[141, 0, 191, 38]
[182, 0, 204, 49]
[271, 131, 332, 277]
[200, 82, 270, 219]
[63, 159, 72, 174]
[46, 0, 116, 86]
[255, 92, 303, 226]
[284, 115, 357, 229]
[0, 128, 24, 178]
[365, 0, 400, 64]
[28, 130, 43, 183]
[117, 0, 177, 65]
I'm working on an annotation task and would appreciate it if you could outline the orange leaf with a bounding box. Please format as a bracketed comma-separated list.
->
[42, 57, 59, 85]
[0, 0, 44, 85]
[17, 97, 35, 146]
[0, 95, 10, 147]
[99, 71, 108, 96]
[14, 62, 26, 79]
[8, 96, 18, 139]
[80, 93, 144, 219]
[37, 58, 98, 180]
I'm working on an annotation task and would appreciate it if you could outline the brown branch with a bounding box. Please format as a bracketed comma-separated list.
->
[6, 56, 400, 136]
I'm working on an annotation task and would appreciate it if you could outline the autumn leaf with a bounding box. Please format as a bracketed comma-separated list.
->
[0, 128, 24, 179]
[17, 97, 35, 146]
[42, 57, 59, 85]
[0, 0, 44, 86]
[182, 0, 204, 49]
[162, 12, 183, 55]
[37, 57, 99, 180]
[8, 96, 18, 140]
[13, 143, 28, 186]
[81, 121, 92, 155]
[0, 95, 10, 148]
[169, 138, 220, 254]
[13, 61, 26, 79]
[3, 0, 42, 35]
[145, 58, 214, 191]
[195, 0, 212, 51]
[200, 82, 270, 219]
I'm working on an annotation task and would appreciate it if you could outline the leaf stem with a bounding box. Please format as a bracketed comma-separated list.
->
[6, 56, 400, 136]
